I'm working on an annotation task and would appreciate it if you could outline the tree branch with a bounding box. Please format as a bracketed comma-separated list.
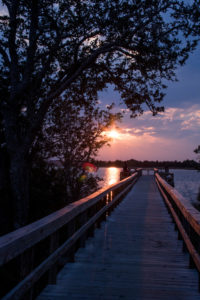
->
[115, 47, 137, 59]
[26, 42, 119, 148]
[23, 0, 39, 83]
[8, 0, 20, 93]
[0, 45, 10, 66]
[73, 30, 101, 63]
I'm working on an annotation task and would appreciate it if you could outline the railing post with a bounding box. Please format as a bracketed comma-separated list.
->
[78, 211, 88, 245]
[19, 248, 35, 300]
[95, 202, 102, 229]
[87, 205, 97, 237]
[67, 220, 76, 262]
[48, 232, 59, 284]
[182, 240, 188, 253]
[102, 195, 107, 222]
[189, 255, 196, 269]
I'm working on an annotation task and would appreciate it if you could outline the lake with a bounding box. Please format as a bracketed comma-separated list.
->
[171, 169, 200, 204]
[97, 167, 200, 204]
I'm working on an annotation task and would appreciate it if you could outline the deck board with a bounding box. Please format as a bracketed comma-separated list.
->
[37, 176, 199, 300]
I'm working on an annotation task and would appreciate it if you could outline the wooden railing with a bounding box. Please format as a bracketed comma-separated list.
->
[155, 171, 200, 289]
[0, 171, 141, 300]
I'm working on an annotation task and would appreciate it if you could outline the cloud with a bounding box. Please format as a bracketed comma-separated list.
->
[179, 109, 200, 131]
[159, 106, 200, 134]
[122, 105, 200, 139]
[98, 105, 200, 161]
[120, 126, 156, 137]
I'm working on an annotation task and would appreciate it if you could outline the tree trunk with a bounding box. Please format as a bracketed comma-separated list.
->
[9, 152, 30, 229]
[0, 146, 13, 235]
[3, 106, 31, 229]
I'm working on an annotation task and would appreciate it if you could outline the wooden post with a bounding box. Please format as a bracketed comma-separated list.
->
[19, 248, 35, 300]
[182, 241, 188, 253]
[48, 232, 59, 284]
[189, 254, 195, 269]
[101, 196, 107, 222]
[95, 202, 102, 229]
[79, 211, 88, 246]
[178, 230, 182, 240]
[66, 220, 76, 262]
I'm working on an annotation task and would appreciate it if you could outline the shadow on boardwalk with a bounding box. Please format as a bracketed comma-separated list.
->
[37, 176, 199, 300]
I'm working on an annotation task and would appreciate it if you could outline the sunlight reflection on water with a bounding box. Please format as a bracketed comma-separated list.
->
[98, 167, 122, 187]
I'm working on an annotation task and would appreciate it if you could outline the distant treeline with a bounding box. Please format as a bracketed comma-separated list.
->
[96, 159, 200, 169]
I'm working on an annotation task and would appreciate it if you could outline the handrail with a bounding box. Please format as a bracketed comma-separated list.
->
[155, 173, 200, 276]
[0, 171, 140, 300]
[0, 175, 132, 265]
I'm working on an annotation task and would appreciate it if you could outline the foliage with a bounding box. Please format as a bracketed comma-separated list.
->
[194, 145, 200, 167]
[194, 145, 200, 156]
[29, 159, 67, 221]
[32, 100, 120, 203]
[97, 159, 200, 169]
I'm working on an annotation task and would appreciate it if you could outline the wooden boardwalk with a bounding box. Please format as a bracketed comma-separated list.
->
[37, 176, 199, 300]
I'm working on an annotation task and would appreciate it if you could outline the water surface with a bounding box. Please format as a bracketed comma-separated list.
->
[170, 169, 200, 204]
[97, 167, 200, 204]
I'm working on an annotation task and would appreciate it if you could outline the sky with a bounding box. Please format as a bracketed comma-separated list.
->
[98, 47, 200, 162]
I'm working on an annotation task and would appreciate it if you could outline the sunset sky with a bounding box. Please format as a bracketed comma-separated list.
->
[98, 46, 200, 162]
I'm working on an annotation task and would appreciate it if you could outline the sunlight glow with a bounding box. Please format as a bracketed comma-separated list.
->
[106, 130, 120, 139]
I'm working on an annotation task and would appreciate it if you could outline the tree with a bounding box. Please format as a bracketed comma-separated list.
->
[194, 145, 200, 157]
[194, 145, 200, 168]
[0, 0, 200, 228]
[33, 99, 120, 203]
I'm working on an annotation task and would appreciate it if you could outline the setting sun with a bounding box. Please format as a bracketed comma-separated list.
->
[106, 130, 120, 139]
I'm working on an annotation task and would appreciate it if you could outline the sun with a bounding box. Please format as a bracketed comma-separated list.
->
[107, 130, 120, 139]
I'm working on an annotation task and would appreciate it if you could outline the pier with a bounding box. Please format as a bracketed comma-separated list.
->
[0, 170, 200, 299]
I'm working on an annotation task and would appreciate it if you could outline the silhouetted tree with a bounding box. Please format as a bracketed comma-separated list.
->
[32, 100, 120, 203]
[97, 159, 199, 169]
[194, 145, 200, 161]
[0, 0, 200, 227]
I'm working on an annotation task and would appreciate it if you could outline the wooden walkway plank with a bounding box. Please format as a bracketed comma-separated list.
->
[37, 176, 199, 300]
